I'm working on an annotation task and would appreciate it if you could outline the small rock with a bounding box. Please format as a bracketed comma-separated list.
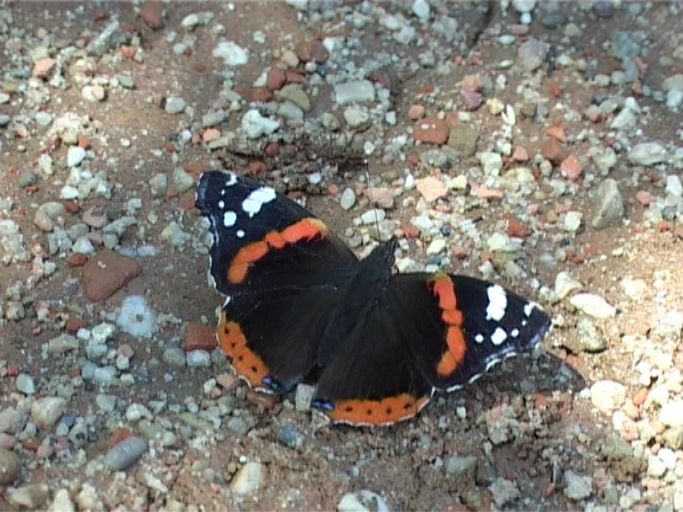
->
[277, 84, 310, 112]
[67, 146, 87, 167]
[542, 138, 565, 165]
[426, 239, 446, 255]
[15, 374, 36, 395]
[294, 40, 328, 64]
[592, 178, 625, 229]
[554, 271, 582, 300]
[338, 490, 390, 512]
[563, 470, 592, 500]
[577, 317, 607, 352]
[0, 408, 28, 434]
[656, 310, 683, 339]
[295, 383, 315, 412]
[83, 206, 108, 229]
[171, 167, 195, 194]
[105, 436, 148, 471]
[660, 400, 683, 428]
[241, 109, 279, 139]
[569, 293, 616, 318]
[445, 455, 477, 476]
[116, 295, 157, 338]
[0, 448, 19, 484]
[8, 484, 49, 510]
[412, 0, 430, 20]
[415, 176, 447, 202]
[164, 97, 186, 114]
[447, 124, 479, 156]
[162, 347, 186, 367]
[212, 41, 249, 66]
[560, 155, 583, 180]
[186, 350, 211, 368]
[563, 211, 583, 233]
[33, 58, 56, 79]
[628, 143, 668, 166]
[139, 1, 164, 29]
[518, 38, 549, 71]
[31, 396, 67, 429]
[344, 105, 370, 129]
[184, 322, 216, 351]
[49, 489, 75, 512]
[479, 152, 503, 174]
[81, 250, 142, 301]
[334, 80, 376, 105]
[489, 478, 521, 508]
[278, 425, 303, 449]
[82, 85, 106, 102]
[487, 232, 522, 252]
[414, 118, 449, 144]
[408, 104, 425, 120]
[620, 277, 647, 300]
[230, 462, 266, 495]
[149, 173, 167, 197]
[340, 188, 356, 210]
[666, 175, 683, 197]
[590, 380, 626, 413]
[34, 202, 67, 232]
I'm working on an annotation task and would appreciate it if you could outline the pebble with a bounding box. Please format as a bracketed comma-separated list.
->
[8, 484, 49, 510]
[277, 84, 310, 112]
[34, 201, 67, 232]
[186, 350, 211, 368]
[487, 233, 522, 252]
[577, 317, 607, 352]
[93, 366, 117, 385]
[564, 210, 583, 233]
[360, 209, 386, 225]
[241, 109, 279, 139]
[592, 178, 624, 229]
[554, 271, 582, 300]
[171, 167, 195, 194]
[344, 105, 370, 129]
[445, 455, 477, 476]
[50, 489, 75, 512]
[518, 38, 549, 71]
[184, 322, 217, 351]
[489, 478, 521, 507]
[82, 85, 106, 102]
[666, 175, 683, 197]
[230, 462, 266, 494]
[334, 80, 376, 105]
[278, 425, 304, 449]
[590, 380, 626, 413]
[660, 400, 683, 428]
[447, 124, 479, 156]
[105, 436, 148, 471]
[164, 97, 186, 114]
[32, 57, 55, 78]
[162, 347, 186, 367]
[116, 295, 157, 338]
[83, 206, 108, 229]
[295, 383, 315, 412]
[31, 396, 67, 429]
[213, 41, 249, 66]
[338, 490, 390, 512]
[149, 173, 168, 197]
[79, 247, 133, 296]
[563, 470, 593, 500]
[0, 407, 28, 434]
[15, 373, 36, 395]
[569, 293, 616, 319]
[413, 118, 449, 145]
[0, 448, 18, 484]
[415, 176, 447, 202]
[340, 188, 356, 210]
[656, 310, 683, 339]
[35, 111, 53, 127]
[628, 143, 668, 166]
[67, 146, 86, 167]
[560, 155, 583, 180]
[426, 239, 446, 255]
[479, 152, 503, 174]
[139, 1, 164, 29]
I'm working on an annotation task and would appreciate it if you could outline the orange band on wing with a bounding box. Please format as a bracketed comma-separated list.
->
[227, 218, 327, 284]
[429, 275, 467, 377]
[217, 311, 269, 387]
[327, 393, 431, 426]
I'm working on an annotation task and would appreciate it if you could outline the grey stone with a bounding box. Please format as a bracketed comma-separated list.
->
[489, 478, 520, 507]
[171, 167, 195, 194]
[660, 400, 683, 428]
[577, 317, 607, 352]
[277, 84, 310, 112]
[518, 39, 550, 71]
[8, 484, 49, 510]
[48, 333, 80, 354]
[334, 80, 376, 105]
[31, 396, 67, 429]
[447, 124, 479, 157]
[105, 436, 148, 470]
[186, 350, 211, 368]
[241, 109, 279, 139]
[628, 143, 668, 166]
[590, 380, 626, 413]
[0, 407, 27, 434]
[230, 462, 266, 495]
[343, 105, 370, 129]
[340, 188, 356, 210]
[67, 146, 86, 167]
[592, 178, 624, 229]
[164, 97, 186, 114]
[0, 448, 19, 484]
[162, 347, 186, 367]
[212, 41, 248, 66]
[15, 373, 36, 395]
[445, 455, 478, 476]
[563, 470, 592, 500]
[295, 383, 315, 412]
[569, 293, 616, 319]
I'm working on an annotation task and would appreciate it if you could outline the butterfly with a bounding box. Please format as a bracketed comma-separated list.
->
[195, 170, 551, 427]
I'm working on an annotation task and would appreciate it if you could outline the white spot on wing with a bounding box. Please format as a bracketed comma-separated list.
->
[218, 200, 225, 209]
[225, 173, 237, 186]
[236, 229, 245, 238]
[486, 285, 507, 321]
[511, 328, 520, 338]
[223, 295, 232, 307]
[223, 211, 237, 227]
[475, 333, 484, 344]
[242, 186, 276, 218]
[491, 327, 508, 345]
[524, 302, 536, 317]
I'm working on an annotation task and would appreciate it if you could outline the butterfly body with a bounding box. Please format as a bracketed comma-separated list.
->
[196, 170, 551, 427]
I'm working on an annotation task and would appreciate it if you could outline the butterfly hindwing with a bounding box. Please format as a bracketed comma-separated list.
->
[195, 170, 357, 296]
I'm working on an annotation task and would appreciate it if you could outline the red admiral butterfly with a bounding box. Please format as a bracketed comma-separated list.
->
[196, 170, 551, 427]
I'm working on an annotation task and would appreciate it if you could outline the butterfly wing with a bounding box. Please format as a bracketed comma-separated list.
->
[195, 170, 358, 296]
[196, 170, 359, 390]
[312, 272, 551, 426]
